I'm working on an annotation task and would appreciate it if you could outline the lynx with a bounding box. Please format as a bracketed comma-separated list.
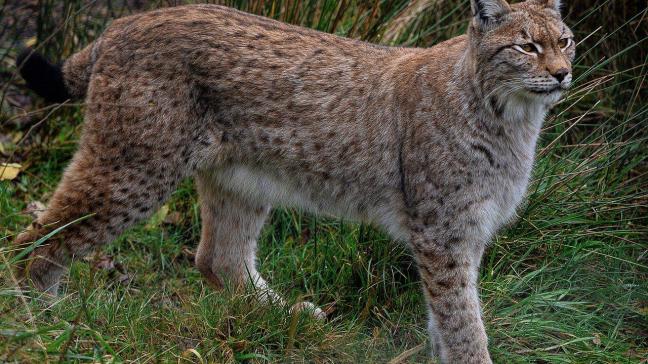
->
[14, 0, 574, 362]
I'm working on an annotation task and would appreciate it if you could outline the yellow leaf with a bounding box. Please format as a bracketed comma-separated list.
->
[25, 37, 37, 48]
[181, 348, 204, 364]
[145, 205, 169, 229]
[0, 163, 21, 181]
[11, 132, 23, 144]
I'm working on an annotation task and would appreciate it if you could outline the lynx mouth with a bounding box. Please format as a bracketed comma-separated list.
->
[527, 87, 561, 95]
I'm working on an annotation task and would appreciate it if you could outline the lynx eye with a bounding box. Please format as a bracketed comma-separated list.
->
[513, 43, 539, 54]
[558, 38, 571, 49]
[520, 43, 537, 52]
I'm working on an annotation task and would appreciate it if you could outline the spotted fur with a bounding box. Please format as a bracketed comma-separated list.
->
[14, 0, 575, 362]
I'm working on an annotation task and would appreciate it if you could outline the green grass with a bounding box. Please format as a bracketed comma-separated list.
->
[1, 0, 646, 363]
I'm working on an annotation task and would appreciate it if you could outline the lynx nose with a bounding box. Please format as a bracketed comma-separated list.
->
[552, 68, 569, 82]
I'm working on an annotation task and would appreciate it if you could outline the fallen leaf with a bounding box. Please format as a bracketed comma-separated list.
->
[25, 37, 37, 48]
[0, 133, 12, 155]
[230, 339, 247, 352]
[163, 211, 183, 225]
[0, 163, 21, 180]
[87, 252, 115, 271]
[146, 205, 169, 229]
[86, 252, 132, 285]
[181, 348, 204, 364]
[592, 333, 601, 346]
[639, 304, 648, 315]
[11, 132, 23, 144]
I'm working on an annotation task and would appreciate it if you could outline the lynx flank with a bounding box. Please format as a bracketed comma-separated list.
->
[15, 0, 574, 362]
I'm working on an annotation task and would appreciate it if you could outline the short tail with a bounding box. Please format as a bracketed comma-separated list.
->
[16, 42, 96, 103]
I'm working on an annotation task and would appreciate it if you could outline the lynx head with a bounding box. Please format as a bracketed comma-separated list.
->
[467, 0, 575, 120]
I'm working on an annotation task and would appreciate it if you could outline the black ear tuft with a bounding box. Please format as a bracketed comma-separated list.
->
[16, 47, 71, 103]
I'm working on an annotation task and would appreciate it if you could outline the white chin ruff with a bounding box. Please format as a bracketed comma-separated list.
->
[497, 91, 555, 124]
[528, 89, 563, 103]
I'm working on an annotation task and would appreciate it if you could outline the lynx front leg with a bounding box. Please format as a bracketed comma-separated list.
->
[411, 234, 491, 364]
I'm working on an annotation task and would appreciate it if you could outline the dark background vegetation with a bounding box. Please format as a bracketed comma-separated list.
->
[1, 0, 646, 362]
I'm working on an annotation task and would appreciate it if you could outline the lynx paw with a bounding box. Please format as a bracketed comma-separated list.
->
[290, 301, 326, 320]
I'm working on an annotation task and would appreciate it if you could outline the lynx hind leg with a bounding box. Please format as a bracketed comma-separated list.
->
[14, 134, 189, 294]
[194, 176, 325, 319]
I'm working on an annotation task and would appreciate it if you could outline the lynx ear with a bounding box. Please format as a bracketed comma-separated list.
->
[470, 0, 512, 28]
[532, 0, 562, 13]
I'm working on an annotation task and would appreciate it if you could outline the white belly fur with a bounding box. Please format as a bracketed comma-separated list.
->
[212, 165, 409, 240]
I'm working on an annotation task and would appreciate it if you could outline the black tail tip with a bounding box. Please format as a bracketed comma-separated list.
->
[16, 47, 71, 103]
